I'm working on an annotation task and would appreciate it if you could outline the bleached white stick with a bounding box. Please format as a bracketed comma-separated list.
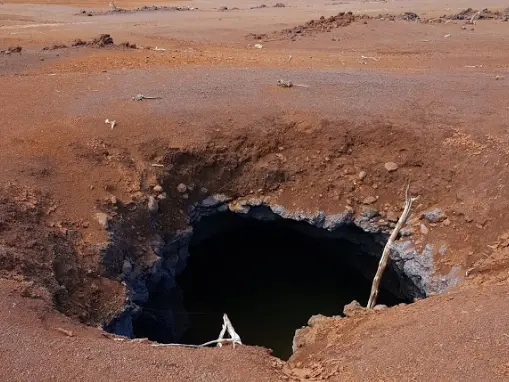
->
[223, 313, 242, 347]
[150, 313, 242, 348]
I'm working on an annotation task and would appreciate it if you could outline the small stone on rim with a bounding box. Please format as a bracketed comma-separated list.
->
[384, 162, 399, 172]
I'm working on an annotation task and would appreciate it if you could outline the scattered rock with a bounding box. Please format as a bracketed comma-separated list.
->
[361, 207, 379, 219]
[157, 192, 167, 200]
[358, 171, 367, 180]
[72, 34, 115, 48]
[81, 5, 195, 16]
[274, 2, 285, 7]
[251, 4, 267, 9]
[277, 79, 293, 88]
[0, 46, 22, 55]
[373, 304, 388, 311]
[362, 196, 377, 205]
[218, 6, 228, 11]
[177, 183, 187, 193]
[343, 300, 365, 317]
[153, 185, 163, 193]
[72, 38, 87, 47]
[384, 162, 399, 172]
[118, 41, 137, 49]
[386, 211, 399, 222]
[254, 43, 264, 49]
[401, 12, 419, 21]
[443, 218, 452, 226]
[92, 34, 114, 47]
[42, 44, 67, 51]
[95, 212, 110, 229]
[423, 208, 447, 223]
[148, 196, 159, 213]
[420, 223, 429, 235]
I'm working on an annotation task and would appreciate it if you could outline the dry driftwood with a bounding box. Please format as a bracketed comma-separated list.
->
[151, 313, 242, 348]
[367, 184, 418, 308]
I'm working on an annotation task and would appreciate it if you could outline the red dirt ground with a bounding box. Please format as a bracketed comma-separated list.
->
[2, 0, 509, 380]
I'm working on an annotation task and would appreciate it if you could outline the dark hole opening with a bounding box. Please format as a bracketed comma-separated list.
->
[172, 211, 408, 360]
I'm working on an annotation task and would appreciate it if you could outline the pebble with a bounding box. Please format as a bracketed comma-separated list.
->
[423, 208, 446, 223]
[157, 192, 167, 200]
[384, 162, 399, 172]
[420, 223, 429, 235]
[362, 196, 377, 205]
[148, 196, 159, 213]
[358, 171, 367, 180]
[153, 185, 163, 193]
[443, 218, 451, 226]
[177, 183, 187, 193]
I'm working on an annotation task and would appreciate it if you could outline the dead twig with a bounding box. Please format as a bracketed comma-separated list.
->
[361, 55, 380, 62]
[132, 94, 162, 101]
[104, 119, 116, 129]
[367, 184, 418, 308]
[55, 327, 75, 337]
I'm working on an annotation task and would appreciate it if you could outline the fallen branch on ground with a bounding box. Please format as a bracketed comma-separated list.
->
[367, 184, 418, 308]
[151, 313, 242, 348]
[361, 55, 380, 61]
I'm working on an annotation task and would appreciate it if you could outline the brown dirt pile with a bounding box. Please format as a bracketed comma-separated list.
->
[280, 12, 370, 38]
[443, 7, 509, 21]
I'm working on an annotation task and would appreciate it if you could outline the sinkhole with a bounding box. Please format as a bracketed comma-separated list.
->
[110, 206, 421, 360]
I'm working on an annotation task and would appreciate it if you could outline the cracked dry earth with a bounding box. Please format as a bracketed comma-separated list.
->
[2, 0, 509, 380]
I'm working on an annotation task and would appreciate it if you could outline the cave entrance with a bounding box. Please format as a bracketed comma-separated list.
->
[174, 210, 408, 359]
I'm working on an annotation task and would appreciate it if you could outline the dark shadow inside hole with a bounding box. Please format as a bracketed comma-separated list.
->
[176, 212, 408, 359]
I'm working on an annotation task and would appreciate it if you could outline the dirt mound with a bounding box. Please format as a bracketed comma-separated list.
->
[289, 284, 509, 381]
[80, 5, 195, 16]
[444, 7, 509, 21]
[262, 11, 421, 40]
[278, 12, 370, 38]
[67, 35, 137, 49]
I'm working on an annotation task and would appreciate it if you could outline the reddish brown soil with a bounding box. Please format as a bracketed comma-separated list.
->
[2, 0, 509, 380]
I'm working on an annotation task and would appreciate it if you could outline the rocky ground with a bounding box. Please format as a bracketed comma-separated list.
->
[2, 0, 509, 380]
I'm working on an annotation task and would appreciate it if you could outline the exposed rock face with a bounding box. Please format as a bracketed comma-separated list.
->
[104, 195, 460, 350]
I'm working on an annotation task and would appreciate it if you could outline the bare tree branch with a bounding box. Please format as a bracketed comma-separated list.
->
[151, 313, 242, 348]
[367, 184, 418, 308]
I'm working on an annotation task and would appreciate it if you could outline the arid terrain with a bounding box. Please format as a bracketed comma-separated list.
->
[2, 0, 509, 380]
